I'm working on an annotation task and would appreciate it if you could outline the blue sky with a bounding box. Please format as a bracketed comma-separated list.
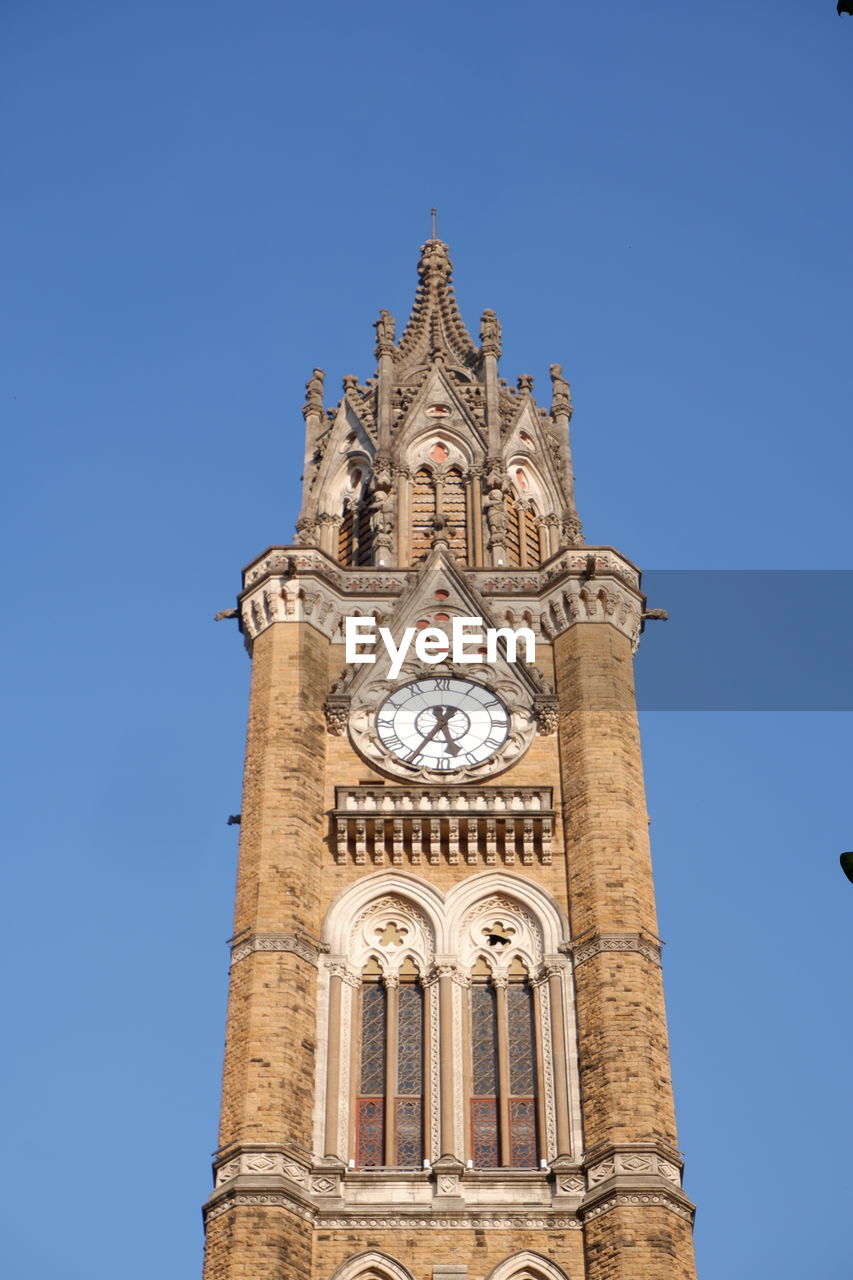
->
[2, 2, 852, 1277]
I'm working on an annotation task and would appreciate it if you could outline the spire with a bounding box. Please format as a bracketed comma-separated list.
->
[393, 238, 479, 373]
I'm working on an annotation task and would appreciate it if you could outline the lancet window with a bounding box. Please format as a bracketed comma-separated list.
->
[469, 957, 538, 1167]
[355, 954, 425, 1168]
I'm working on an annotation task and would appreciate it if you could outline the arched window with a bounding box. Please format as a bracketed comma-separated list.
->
[411, 468, 436, 560]
[469, 958, 539, 1168]
[355, 955, 425, 1168]
[319, 874, 578, 1177]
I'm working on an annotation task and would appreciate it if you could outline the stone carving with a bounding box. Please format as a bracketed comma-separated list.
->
[304, 367, 325, 416]
[213, 1150, 310, 1187]
[571, 932, 662, 968]
[585, 1148, 683, 1189]
[230, 931, 327, 967]
[374, 309, 396, 357]
[479, 308, 502, 358]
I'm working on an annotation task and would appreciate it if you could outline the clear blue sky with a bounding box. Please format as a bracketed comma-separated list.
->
[2, 3, 851, 1277]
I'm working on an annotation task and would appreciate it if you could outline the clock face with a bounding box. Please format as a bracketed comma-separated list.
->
[375, 677, 511, 772]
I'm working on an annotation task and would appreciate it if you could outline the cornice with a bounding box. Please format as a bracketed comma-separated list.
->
[236, 545, 647, 654]
[229, 931, 329, 968]
[569, 930, 662, 969]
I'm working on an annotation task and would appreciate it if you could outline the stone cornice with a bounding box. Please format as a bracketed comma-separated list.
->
[580, 1189, 695, 1225]
[568, 930, 662, 969]
[236, 544, 647, 653]
[229, 931, 329, 967]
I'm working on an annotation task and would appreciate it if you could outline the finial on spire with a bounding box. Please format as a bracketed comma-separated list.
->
[550, 363, 573, 419]
[430, 207, 437, 240]
[302, 367, 325, 419]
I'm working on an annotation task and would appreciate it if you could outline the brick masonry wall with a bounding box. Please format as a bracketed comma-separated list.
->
[555, 625, 697, 1279]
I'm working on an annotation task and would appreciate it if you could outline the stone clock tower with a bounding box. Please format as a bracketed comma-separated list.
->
[202, 238, 698, 1280]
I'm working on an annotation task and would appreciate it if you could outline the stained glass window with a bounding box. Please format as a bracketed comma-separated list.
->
[356, 1098, 384, 1167]
[395, 982, 424, 1166]
[360, 983, 387, 1094]
[471, 982, 499, 1166]
[357, 982, 386, 1165]
[471, 1097, 499, 1168]
[509, 1098, 537, 1168]
[471, 983, 499, 1096]
[397, 983, 423, 1095]
[396, 1098, 423, 1167]
[507, 981, 536, 1096]
[507, 980, 538, 1167]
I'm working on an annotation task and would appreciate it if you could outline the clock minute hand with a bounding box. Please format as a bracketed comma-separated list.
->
[407, 705, 458, 762]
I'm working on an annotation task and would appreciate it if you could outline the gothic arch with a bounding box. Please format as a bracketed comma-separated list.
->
[322, 871, 444, 957]
[485, 1252, 571, 1280]
[444, 871, 568, 959]
[328, 1251, 416, 1280]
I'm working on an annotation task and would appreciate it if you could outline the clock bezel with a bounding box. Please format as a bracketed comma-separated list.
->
[346, 661, 537, 783]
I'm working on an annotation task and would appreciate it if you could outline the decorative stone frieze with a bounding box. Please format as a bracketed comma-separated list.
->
[213, 1148, 312, 1188]
[585, 1147, 682, 1189]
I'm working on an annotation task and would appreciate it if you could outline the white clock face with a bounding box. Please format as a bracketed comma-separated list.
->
[375, 677, 510, 772]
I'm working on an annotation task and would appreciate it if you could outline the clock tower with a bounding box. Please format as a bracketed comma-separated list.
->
[202, 238, 698, 1280]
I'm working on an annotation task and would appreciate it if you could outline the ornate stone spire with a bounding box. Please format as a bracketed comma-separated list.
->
[393, 238, 479, 373]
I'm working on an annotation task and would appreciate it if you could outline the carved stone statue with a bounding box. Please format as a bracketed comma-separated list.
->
[373, 309, 396, 357]
[480, 308, 502, 357]
[485, 488, 507, 538]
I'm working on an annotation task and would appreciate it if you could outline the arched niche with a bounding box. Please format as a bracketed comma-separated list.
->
[328, 1250, 416, 1280]
[485, 1252, 572, 1280]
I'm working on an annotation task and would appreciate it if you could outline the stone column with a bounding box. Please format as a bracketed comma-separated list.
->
[437, 964, 457, 1159]
[545, 962, 572, 1159]
[493, 974, 512, 1166]
[324, 966, 345, 1159]
[384, 974, 399, 1166]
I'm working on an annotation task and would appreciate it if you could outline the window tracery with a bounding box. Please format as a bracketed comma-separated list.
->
[318, 873, 577, 1176]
